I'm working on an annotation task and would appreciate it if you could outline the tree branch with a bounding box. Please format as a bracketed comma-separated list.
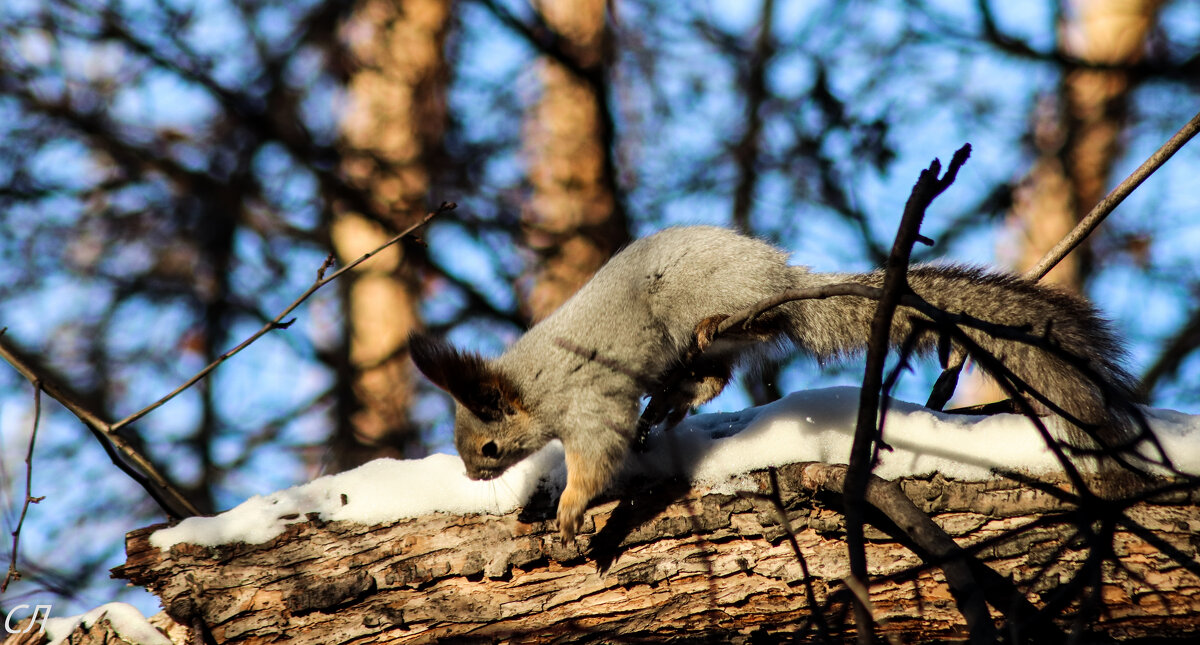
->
[1024, 109, 1200, 281]
[844, 143, 971, 644]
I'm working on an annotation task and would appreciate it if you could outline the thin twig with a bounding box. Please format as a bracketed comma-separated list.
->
[840, 575, 902, 645]
[2, 384, 44, 592]
[109, 202, 453, 434]
[1025, 110, 1200, 281]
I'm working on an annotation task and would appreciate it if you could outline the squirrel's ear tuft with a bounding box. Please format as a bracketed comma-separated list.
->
[409, 333, 462, 392]
[408, 334, 523, 422]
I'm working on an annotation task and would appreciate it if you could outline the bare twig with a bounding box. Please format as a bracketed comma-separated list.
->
[1024, 108, 1200, 281]
[108, 202, 453, 434]
[2, 383, 44, 592]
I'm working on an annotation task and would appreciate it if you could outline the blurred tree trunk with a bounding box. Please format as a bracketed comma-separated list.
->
[522, 0, 629, 321]
[329, 0, 450, 470]
[1009, 0, 1162, 288]
[735, 0, 783, 407]
[963, 0, 1161, 405]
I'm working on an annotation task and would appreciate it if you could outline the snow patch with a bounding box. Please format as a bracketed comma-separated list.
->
[44, 602, 169, 645]
[151, 387, 1200, 549]
[151, 445, 565, 549]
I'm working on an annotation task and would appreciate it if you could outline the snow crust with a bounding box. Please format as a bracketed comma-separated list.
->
[151, 386, 1200, 550]
[43, 602, 169, 645]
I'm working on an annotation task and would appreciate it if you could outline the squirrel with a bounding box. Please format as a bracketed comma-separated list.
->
[410, 226, 1141, 542]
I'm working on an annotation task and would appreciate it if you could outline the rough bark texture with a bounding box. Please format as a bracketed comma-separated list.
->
[522, 0, 629, 321]
[329, 0, 450, 469]
[107, 463, 1200, 644]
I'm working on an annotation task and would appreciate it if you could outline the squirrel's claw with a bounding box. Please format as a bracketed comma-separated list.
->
[559, 498, 583, 539]
[557, 483, 590, 543]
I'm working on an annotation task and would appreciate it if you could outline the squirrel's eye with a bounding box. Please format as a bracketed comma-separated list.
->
[481, 440, 500, 459]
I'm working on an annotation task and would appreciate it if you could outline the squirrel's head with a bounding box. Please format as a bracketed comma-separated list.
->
[409, 334, 543, 480]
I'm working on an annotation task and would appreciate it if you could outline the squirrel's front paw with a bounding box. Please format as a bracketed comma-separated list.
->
[556, 491, 587, 543]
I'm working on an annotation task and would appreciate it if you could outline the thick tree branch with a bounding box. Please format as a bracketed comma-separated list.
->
[112, 463, 1200, 643]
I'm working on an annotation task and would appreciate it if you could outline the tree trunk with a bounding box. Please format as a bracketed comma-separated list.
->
[328, 0, 450, 469]
[110, 463, 1200, 643]
[522, 0, 629, 321]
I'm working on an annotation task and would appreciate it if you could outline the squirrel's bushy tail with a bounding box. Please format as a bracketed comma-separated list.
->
[784, 265, 1142, 454]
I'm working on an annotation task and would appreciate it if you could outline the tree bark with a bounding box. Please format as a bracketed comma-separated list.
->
[329, 0, 451, 469]
[110, 463, 1200, 644]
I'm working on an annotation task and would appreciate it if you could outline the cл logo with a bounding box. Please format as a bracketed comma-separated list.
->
[4, 604, 51, 634]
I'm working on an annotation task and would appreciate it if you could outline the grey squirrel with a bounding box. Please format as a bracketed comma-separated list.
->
[410, 226, 1139, 542]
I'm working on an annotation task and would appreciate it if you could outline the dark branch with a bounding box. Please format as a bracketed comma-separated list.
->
[843, 143, 971, 644]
